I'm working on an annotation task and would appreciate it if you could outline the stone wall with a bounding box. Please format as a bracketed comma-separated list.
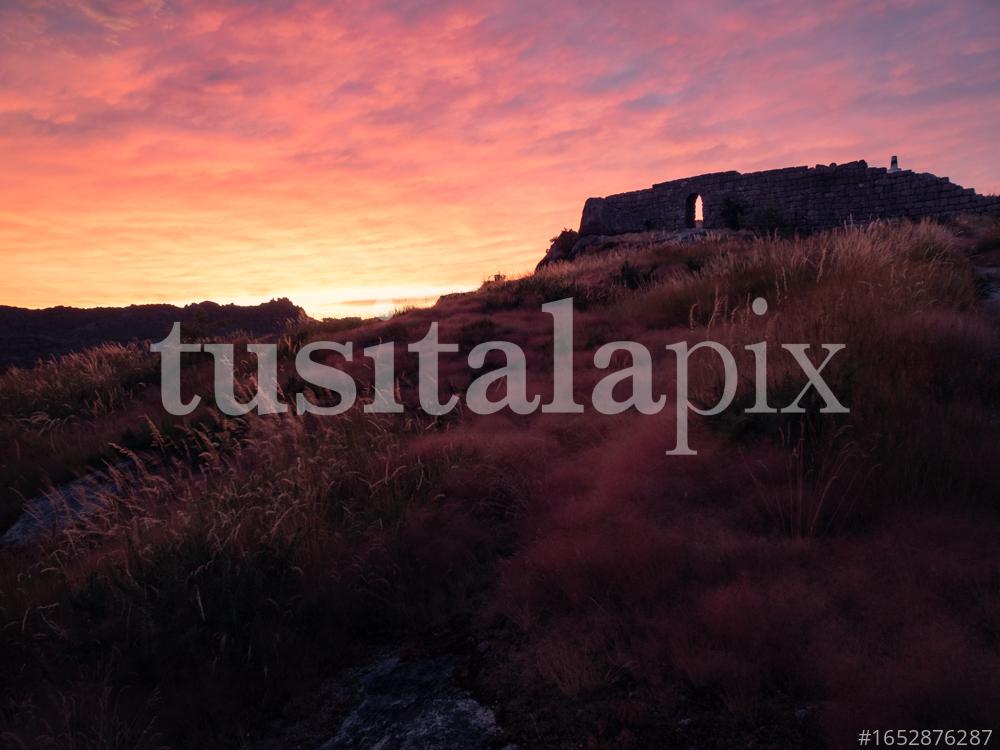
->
[578, 160, 1000, 236]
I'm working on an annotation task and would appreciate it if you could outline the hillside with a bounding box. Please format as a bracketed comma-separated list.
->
[0, 298, 307, 370]
[1, 217, 999, 749]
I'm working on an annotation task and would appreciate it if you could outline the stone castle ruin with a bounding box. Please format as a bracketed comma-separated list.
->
[543, 158, 1000, 265]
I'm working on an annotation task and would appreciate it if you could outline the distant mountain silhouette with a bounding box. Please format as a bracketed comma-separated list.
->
[0, 298, 307, 370]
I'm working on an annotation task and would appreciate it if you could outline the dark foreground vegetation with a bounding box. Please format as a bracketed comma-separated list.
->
[2, 218, 999, 748]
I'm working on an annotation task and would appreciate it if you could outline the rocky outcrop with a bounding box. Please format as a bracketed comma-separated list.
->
[248, 652, 513, 750]
[318, 655, 510, 750]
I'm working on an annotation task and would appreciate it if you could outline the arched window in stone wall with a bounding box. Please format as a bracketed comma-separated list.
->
[686, 193, 703, 228]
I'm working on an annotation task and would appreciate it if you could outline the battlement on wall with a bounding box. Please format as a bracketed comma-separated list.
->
[578, 159, 1000, 236]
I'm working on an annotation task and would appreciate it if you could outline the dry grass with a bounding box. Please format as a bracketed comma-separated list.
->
[2, 403, 500, 746]
[611, 220, 975, 329]
[0, 343, 157, 422]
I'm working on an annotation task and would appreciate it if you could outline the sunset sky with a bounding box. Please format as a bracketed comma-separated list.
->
[2, 0, 998, 318]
